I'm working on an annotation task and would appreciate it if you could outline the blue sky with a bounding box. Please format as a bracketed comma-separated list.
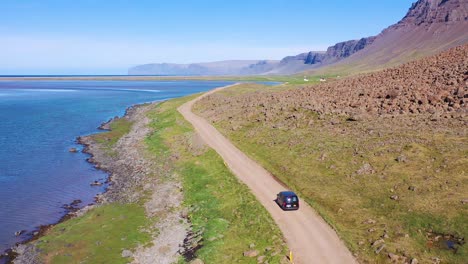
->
[1, 0, 415, 74]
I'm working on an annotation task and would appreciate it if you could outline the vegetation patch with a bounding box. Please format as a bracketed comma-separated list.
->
[36, 204, 151, 264]
[93, 118, 133, 150]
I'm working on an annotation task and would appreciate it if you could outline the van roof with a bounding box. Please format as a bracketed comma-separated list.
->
[280, 191, 297, 196]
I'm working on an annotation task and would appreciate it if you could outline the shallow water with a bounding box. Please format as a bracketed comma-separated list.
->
[0, 80, 236, 253]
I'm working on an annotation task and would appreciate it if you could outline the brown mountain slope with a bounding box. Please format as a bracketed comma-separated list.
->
[309, 0, 468, 75]
[204, 44, 467, 121]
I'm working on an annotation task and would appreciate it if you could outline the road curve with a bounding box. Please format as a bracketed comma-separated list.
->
[178, 84, 357, 264]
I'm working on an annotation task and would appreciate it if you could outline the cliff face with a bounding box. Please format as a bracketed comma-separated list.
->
[302, 37, 377, 65]
[396, 0, 467, 27]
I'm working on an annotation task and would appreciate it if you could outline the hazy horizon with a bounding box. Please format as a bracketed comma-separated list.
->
[2, 0, 414, 75]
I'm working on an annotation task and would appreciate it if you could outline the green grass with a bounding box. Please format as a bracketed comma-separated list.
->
[92, 119, 133, 155]
[146, 96, 288, 263]
[193, 84, 468, 263]
[37, 204, 151, 264]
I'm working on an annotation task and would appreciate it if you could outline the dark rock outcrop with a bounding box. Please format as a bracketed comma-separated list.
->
[396, 0, 467, 27]
[302, 37, 377, 66]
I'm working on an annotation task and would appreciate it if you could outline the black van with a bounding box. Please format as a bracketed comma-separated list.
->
[276, 191, 299, 210]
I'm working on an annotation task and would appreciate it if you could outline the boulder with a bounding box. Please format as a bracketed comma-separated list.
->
[90, 181, 103, 186]
[121, 249, 132, 258]
[243, 249, 259, 257]
[189, 259, 204, 264]
[69, 148, 78, 153]
[357, 163, 375, 175]
[363, 219, 376, 225]
[375, 244, 386, 254]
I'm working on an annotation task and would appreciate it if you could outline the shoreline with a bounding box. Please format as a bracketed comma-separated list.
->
[1, 102, 162, 263]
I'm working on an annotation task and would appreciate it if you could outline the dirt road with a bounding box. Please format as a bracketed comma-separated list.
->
[178, 85, 357, 264]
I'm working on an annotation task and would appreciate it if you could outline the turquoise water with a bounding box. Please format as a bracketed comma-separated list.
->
[0, 80, 235, 253]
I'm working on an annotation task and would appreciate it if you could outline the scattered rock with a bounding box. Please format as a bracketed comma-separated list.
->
[372, 239, 385, 247]
[189, 259, 204, 264]
[363, 219, 376, 225]
[69, 147, 78, 153]
[330, 119, 340, 125]
[243, 249, 259, 257]
[431, 257, 441, 264]
[14, 230, 26, 236]
[375, 244, 386, 254]
[460, 198, 468, 204]
[121, 249, 133, 258]
[257, 255, 266, 263]
[318, 153, 328, 161]
[356, 163, 375, 175]
[408, 186, 416, 191]
[390, 195, 399, 200]
[90, 180, 103, 186]
[249, 243, 255, 249]
[396, 155, 407, 162]
[388, 253, 407, 262]
[411, 258, 419, 264]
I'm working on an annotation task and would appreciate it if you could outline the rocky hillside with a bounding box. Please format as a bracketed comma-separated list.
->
[203, 44, 467, 121]
[315, 0, 468, 74]
[396, 0, 467, 27]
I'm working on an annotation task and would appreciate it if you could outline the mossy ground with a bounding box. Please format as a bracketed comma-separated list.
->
[36, 204, 152, 264]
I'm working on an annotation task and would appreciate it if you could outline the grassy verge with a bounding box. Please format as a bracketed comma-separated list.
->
[146, 96, 288, 263]
[194, 84, 468, 263]
[92, 118, 133, 156]
[36, 204, 151, 264]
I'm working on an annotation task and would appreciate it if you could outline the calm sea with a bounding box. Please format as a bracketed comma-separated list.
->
[0, 80, 236, 253]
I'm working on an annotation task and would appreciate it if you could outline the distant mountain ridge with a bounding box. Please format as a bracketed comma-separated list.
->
[128, 60, 280, 76]
[129, 0, 468, 76]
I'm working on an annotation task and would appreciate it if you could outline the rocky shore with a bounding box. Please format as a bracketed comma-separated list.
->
[10, 103, 189, 264]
